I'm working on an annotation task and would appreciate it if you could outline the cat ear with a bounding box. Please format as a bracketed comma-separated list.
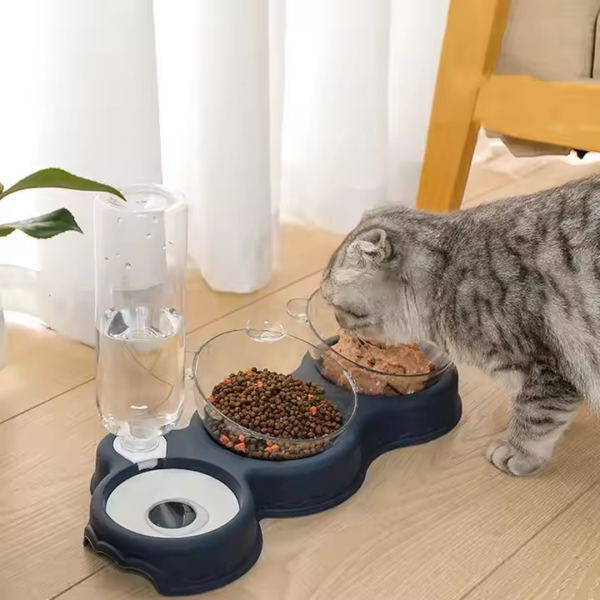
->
[353, 228, 392, 263]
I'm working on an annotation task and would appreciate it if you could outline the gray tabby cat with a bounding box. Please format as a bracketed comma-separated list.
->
[321, 175, 600, 476]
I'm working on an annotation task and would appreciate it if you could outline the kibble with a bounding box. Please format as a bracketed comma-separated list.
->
[204, 367, 344, 460]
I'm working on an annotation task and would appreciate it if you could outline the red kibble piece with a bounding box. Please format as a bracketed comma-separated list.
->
[256, 380, 264, 389]
[226, 441, 234, 448]
[234, 442, 246, 453]
[208, 395, 215, 404]
[238, 434, 246, 442]
[266, 440, 273, 447]
[270, 444, 280, 451]
[309, 406, 317, 415]
[308, 394, 313, 400]
[222, 379, 231, 385]
[219, 434, 230, 445]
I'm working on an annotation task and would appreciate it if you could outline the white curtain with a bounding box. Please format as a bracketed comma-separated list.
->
[0, 0, 449, 344]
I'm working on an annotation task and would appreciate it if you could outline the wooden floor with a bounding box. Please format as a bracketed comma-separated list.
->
[3, 147, 600, 600]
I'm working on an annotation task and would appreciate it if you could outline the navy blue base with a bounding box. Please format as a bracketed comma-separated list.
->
[85, 358, 462, 596]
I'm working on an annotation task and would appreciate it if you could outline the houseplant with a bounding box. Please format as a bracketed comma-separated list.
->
[0, 168, 124, 238]
[0, 168, 125, 367]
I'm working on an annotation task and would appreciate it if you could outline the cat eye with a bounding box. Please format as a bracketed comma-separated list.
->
[340, 307, 369, 320]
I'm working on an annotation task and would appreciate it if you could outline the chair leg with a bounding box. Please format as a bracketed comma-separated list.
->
[416, 0, 510, 213]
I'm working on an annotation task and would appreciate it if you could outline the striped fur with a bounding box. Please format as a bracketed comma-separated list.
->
[321, 175, 600, 476]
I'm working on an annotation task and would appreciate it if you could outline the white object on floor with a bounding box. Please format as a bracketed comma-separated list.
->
[106, 468, 240, 538]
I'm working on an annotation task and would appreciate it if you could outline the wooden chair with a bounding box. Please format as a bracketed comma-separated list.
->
[416, 0, 600, 213]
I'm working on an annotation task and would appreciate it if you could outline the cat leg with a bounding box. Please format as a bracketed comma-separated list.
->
[486, 368, 582, 476]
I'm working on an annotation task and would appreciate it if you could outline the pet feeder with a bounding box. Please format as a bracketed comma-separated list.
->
[85, 306, 461, 595]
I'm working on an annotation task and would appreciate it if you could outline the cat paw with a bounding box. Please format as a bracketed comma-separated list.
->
[486, 440, 548, 477]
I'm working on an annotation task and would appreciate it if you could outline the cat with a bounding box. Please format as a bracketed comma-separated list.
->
[321, 175, 600, 476]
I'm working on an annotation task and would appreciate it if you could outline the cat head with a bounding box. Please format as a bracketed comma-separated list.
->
[321, 205, 440, 345]
[321, 224, 408, 344]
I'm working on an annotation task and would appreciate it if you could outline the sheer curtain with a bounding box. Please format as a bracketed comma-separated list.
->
[0, 0, 449, 344]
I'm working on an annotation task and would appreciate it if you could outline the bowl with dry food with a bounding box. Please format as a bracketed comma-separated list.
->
[192, 321, 358, 460]
[287, 288, 453, 395]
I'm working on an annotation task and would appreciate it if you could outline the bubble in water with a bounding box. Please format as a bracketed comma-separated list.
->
[116, 253, 120, 258]
[146, 233, 152, 239]
[168, 241, 173, 246]
[125, 263, 131, 270]
[162, 244, 167, 250]
[117, 217, 122, 224]
[152, 216, 159, 224]
[104, 256, 109, 261]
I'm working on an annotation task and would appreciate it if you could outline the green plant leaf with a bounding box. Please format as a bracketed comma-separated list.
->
[0, 208, 83, 239]
[0, 168, 126, 201]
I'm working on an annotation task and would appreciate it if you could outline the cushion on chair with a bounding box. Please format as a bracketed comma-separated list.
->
[486, 0, 600, 156]
[498, 0, 600, 80]
[594, 8, 600, 79]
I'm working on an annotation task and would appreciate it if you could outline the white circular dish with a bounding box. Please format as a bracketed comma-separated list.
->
[106, 468, 240, 538]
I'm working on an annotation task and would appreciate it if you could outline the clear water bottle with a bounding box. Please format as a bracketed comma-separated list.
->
[94, 185, 188, 453]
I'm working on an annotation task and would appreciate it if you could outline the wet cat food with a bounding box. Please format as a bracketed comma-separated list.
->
[204, 368, 344, 460]
[321, 331, 435, 395]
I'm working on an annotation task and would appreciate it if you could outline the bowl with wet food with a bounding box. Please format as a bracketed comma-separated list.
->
[287, 289, 453, 396]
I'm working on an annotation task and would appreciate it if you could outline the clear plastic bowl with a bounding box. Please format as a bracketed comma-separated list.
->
[287, 288, 454, 396]
[192, 321, 358, 460]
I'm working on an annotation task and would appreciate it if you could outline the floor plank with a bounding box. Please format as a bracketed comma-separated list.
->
[0, 381, 106, 600]
[463, 154, 600, 208]
[0, 322, 95, 423]
[463, 144, 550, 205]
[465, 480, 600, 600]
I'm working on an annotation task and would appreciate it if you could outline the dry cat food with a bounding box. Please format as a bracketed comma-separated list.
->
[321, 331, 435, 395]
[204, 367, 344, 460]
